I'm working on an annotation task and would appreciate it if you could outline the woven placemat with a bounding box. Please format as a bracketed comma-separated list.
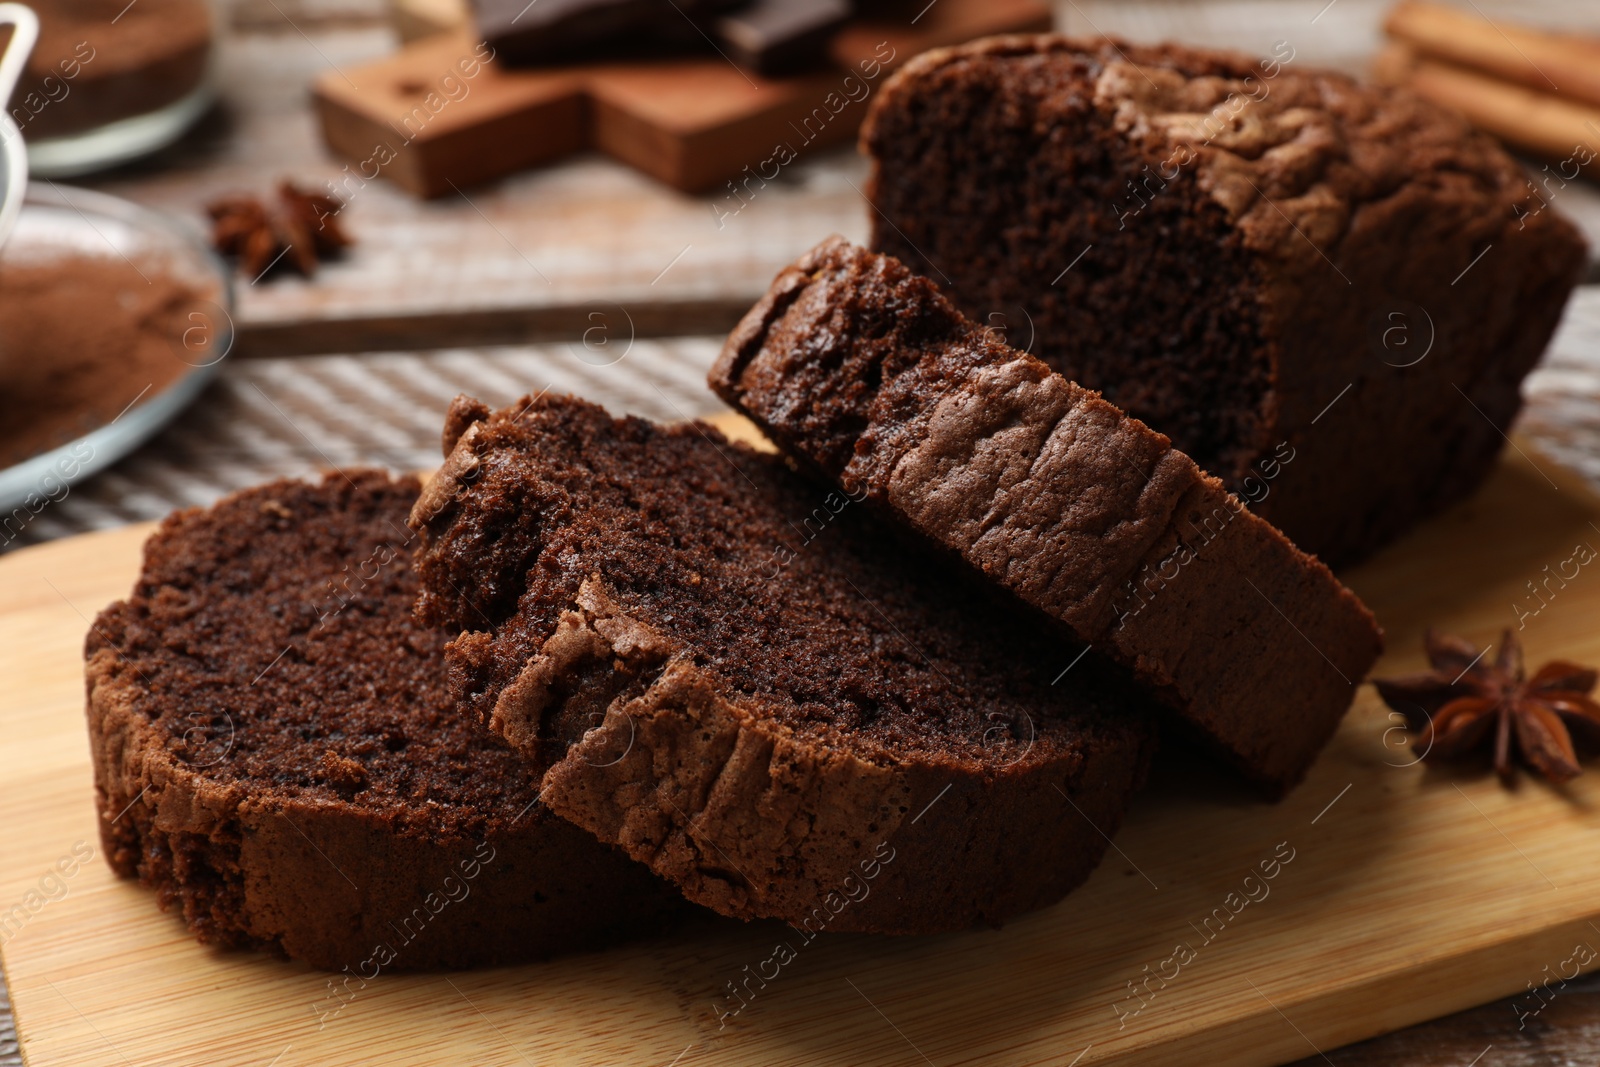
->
[1520, 289, 1600, 484]
[7, 336, 726, 547]
[0, 984, 14, 1067]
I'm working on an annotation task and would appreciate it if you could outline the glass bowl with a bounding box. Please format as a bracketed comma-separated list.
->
[26, 83, 215, 177]
[0, 182, 233, 519]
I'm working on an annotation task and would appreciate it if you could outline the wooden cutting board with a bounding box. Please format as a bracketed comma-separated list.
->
[4, 433, 1600, 1067]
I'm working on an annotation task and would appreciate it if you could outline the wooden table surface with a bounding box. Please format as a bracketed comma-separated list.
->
[7, 1, 1600, 1064]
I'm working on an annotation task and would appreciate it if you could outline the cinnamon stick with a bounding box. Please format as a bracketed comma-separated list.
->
[1385, 0, 1600, 110]
[1374, 43, 1600, 180]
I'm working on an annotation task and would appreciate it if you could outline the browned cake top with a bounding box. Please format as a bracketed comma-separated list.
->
[869, 34, 1549, 267]
[855, 33, 1584, 571]
[87, 471, 546, 840]
[410, 394, 1156, 770]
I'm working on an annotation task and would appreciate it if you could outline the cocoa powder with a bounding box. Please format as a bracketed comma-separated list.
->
[0, 252, 203, 467]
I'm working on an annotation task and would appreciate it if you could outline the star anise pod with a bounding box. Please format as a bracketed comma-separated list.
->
[205, 181, 352, 280]
[206, 194, 278, 276]
[1374, 629, 1600, 784]
[278, 180, 351, 264]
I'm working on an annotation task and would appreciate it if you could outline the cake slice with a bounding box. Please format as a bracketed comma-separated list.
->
[408, 394, 1159, 933]
[710, 237, 1383, 794]
[859, 35, 1586, 566]
[85, 471, 680, 969]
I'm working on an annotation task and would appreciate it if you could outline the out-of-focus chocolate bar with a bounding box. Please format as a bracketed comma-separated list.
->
[715, 0, 852, 76]
[321, 0, 1052, 195]
[469, 0, 738, 66]
[831, 0, 1050, 68]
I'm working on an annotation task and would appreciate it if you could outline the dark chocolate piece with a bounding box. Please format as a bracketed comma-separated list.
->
[469, 0, 738, 67]
[715, 0, 851, 76]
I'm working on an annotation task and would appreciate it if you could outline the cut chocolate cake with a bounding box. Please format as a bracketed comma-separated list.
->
[85, 472, 679, 969]
[711, 237, 1383, 794]
[859, 35, 1587, 566]
[409, 394, 1160, 933]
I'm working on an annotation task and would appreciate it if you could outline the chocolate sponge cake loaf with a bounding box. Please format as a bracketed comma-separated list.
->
[860, 35, 1587, 566]
[409, 394, 1159, 934]
[85, 472, 678, 969]
[711, 237, 1383, 794]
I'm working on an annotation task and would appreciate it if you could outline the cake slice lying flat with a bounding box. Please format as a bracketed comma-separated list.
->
[86, 472, 679, 969]
[409, 394, 1159, 933]
[710, 237, 1383, 794]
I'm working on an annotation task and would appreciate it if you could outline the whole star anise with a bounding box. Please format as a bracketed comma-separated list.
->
[1374, 629, 1600, 783]
[206, 181, 351, 280]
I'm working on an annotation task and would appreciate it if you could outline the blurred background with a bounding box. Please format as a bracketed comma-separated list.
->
[0, 0, 1597, 553]
[4, 1, 1600, 1062]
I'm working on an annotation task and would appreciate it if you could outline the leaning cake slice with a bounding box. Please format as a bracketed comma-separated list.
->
[86, 471, 679, 969]
[409, 394, 1159, 934]
[710, 237, 1383, 794]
